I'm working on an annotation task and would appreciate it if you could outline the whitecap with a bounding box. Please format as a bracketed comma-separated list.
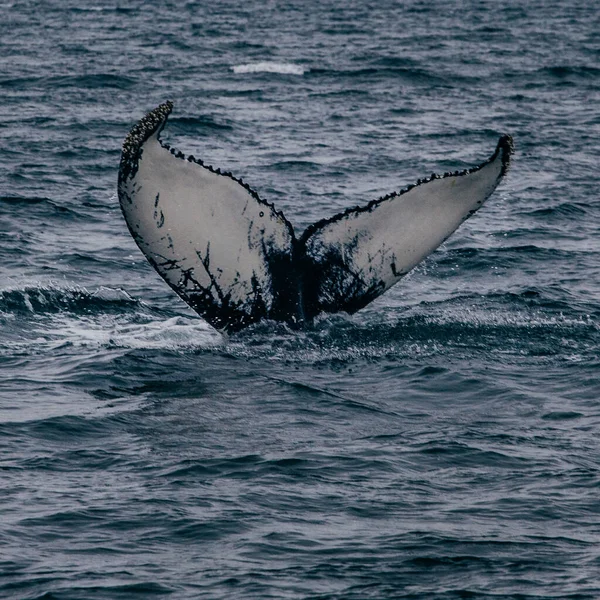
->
[41, 315, 223, 351]
[231, 62, 305, 75]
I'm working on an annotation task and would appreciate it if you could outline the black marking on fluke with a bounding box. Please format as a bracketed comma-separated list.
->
[118, 102, 513, 333]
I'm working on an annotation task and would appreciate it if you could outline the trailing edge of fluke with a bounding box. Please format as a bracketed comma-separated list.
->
[118, 101, 513, 333]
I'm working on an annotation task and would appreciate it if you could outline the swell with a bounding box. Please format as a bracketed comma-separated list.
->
[167, 115, 234, 133]
[309, 65, 449, 85]
[2, 283, 596, 364]
[1, 2, 599, 599]
[226, 293, 600, 366]
[0, 73, 137, 90]
[434, 244, 600, 273]
[0, 195, 82, 217]
[0, 286, 141, 316]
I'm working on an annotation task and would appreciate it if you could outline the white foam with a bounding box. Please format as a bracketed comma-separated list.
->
[107, 316, 223, 350]
[231, 62, 305, 75]
[23, 315, 224, 352]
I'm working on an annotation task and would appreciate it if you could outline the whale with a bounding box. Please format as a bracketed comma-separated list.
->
[118, 101, 513, 333]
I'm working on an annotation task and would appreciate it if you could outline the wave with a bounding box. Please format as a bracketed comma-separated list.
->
[0, 73, 137, 90]
[168, 115, 233, 132]
[0, 195, 88, 228]
[0, 195, 53, 205]
[0, 285, 222, 353]
[2, 283, 596, 362]
[265, 159, 321, 173]
[309, 65, 447, 84]
[0, 285, 141, 316]
[0, 195, 77, 216]
[539, 65, 600, 80]
[524, 202, 591, 220]
[223, 295, 599, 365]
[231, 62, 305, 75]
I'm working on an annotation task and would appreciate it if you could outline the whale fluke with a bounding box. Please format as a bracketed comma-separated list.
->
[118, 101, 513, 332]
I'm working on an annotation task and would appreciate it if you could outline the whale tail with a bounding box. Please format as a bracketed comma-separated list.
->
[118, 102, 513, 333]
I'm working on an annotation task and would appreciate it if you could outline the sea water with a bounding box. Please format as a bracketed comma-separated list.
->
[1, 1, 599, 598]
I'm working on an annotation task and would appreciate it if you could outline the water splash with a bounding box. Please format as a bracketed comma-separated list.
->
[231, 62, 305, 75]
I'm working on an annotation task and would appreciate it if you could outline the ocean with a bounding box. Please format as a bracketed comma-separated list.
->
[1, 0, 599, 598]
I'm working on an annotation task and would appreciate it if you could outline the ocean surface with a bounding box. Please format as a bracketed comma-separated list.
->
[1, 0, 599, 598]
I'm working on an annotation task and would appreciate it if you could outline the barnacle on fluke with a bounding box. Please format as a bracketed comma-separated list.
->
[118, 102, 513, 333]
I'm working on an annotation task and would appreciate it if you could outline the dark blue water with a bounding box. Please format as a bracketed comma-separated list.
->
[1, 1, 599, 598]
